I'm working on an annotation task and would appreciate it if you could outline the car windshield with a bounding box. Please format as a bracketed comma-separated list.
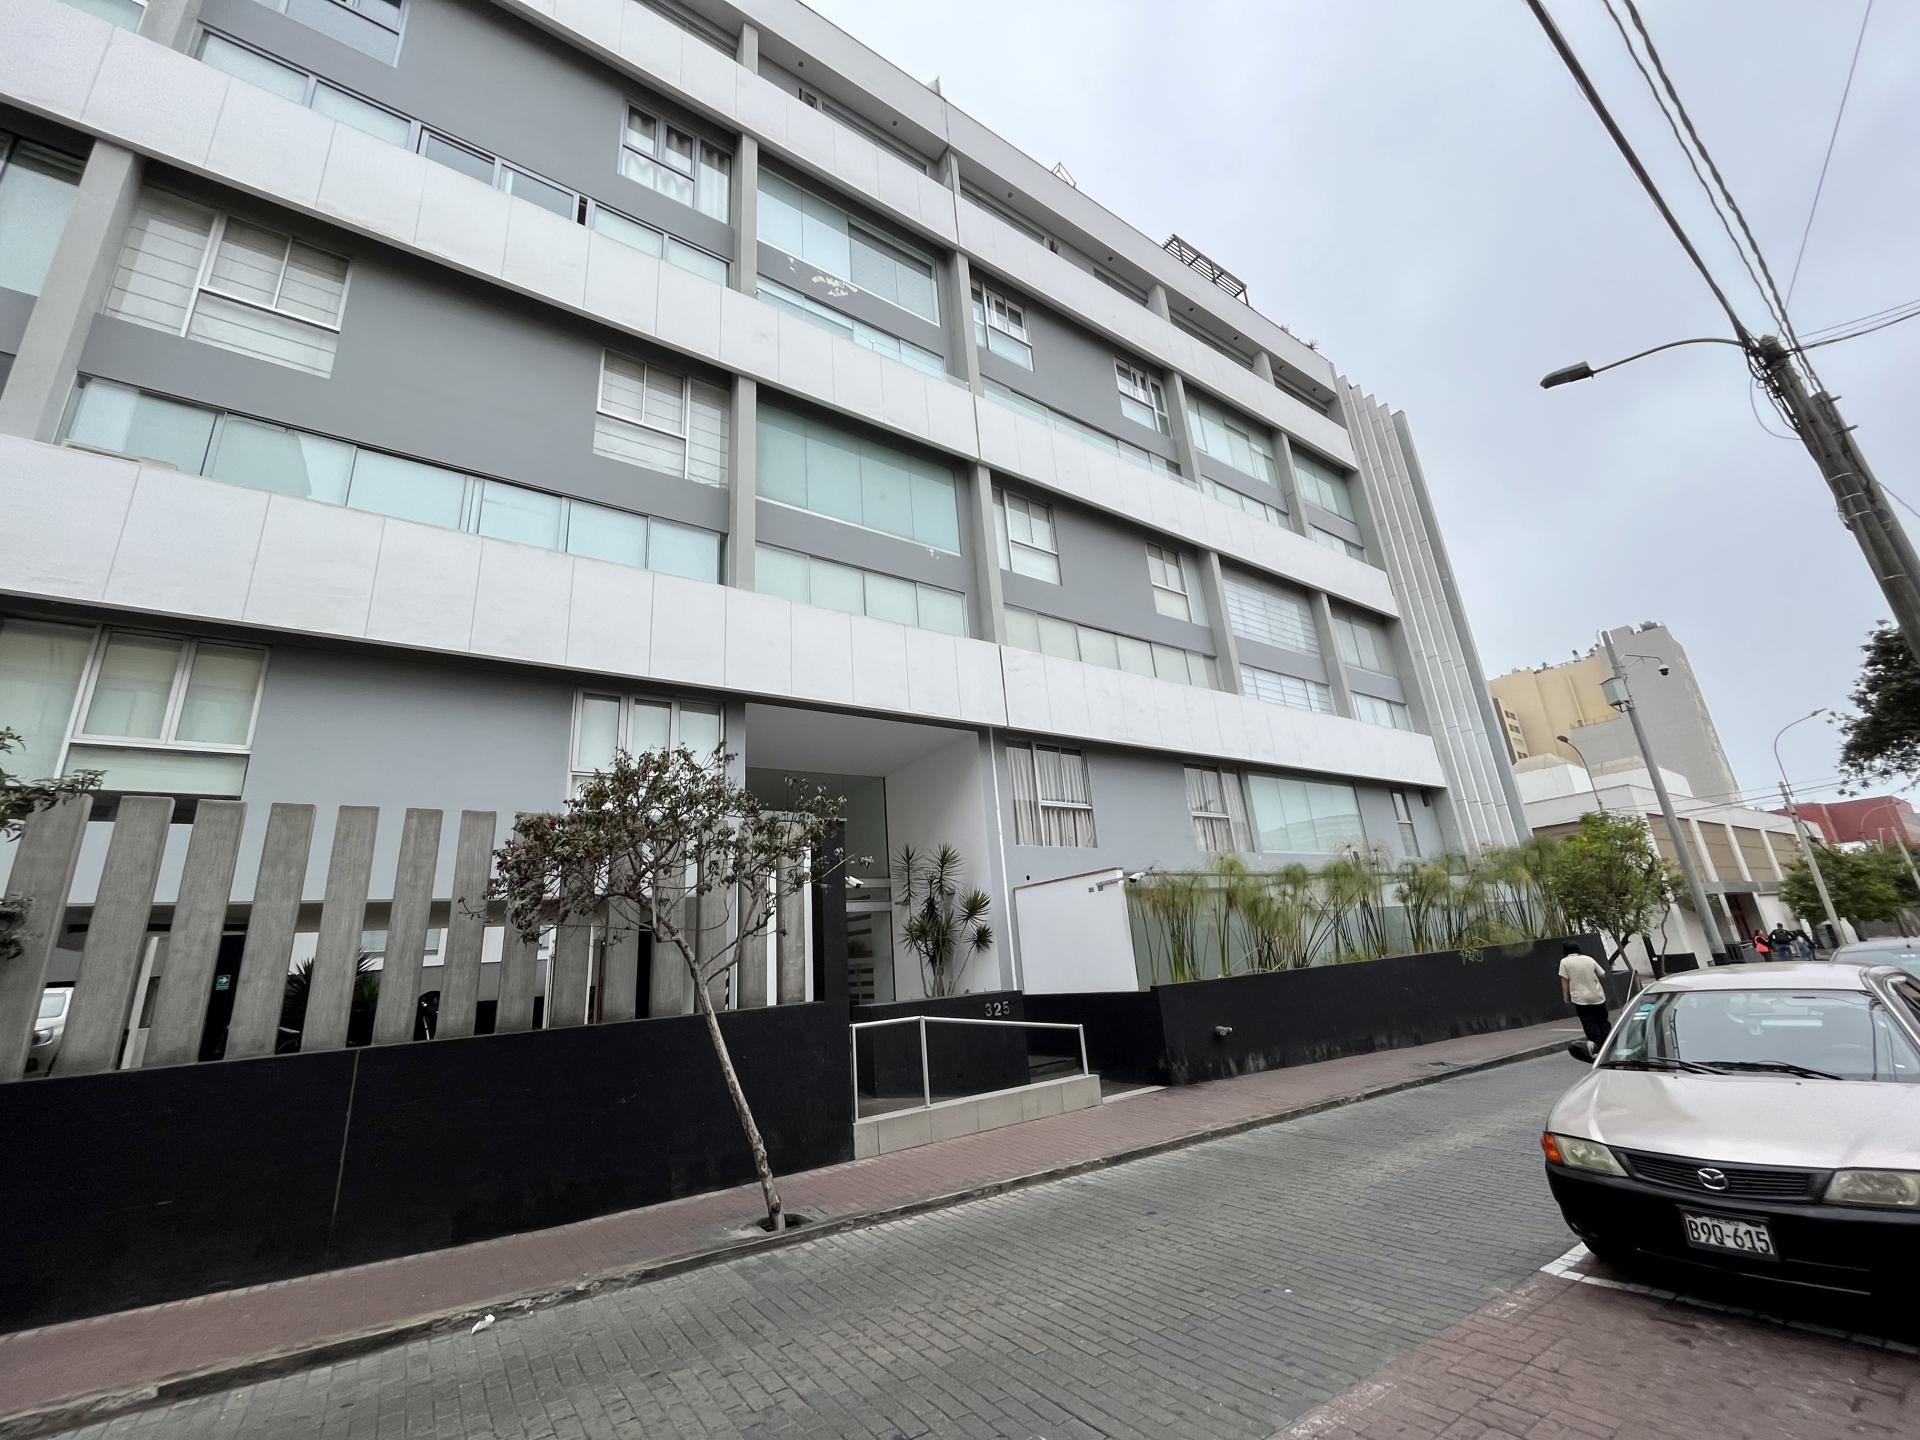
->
[37, 991, 69, 1022]
[1601, 987, 1920, 1082]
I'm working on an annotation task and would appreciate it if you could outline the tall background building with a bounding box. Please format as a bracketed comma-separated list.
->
[0, 0, 1524, 1006]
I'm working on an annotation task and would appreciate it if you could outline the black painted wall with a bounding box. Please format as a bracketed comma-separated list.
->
[850, 990, 1028, 1099]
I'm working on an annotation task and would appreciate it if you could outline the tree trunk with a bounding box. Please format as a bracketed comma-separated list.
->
[689, 954, 785, 1230]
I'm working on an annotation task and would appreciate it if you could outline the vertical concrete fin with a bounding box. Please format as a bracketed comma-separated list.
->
[548, 919, 592, 1027]
[226, 803, 314, 1060]
[301, 806, 378, 1053]
[0, 795, 93, 1080]
[371, 808, 442, 1045]
[60, 796, 174, 1074]
[435, 810, 496, 1040]
[142, 800, 246, 1069]
[494, 927, 539, 1033]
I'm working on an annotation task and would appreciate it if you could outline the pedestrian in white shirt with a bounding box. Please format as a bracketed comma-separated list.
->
[1558, 942, 1612, 1049]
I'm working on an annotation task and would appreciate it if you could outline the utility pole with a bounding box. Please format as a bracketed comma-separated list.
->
[1757, 337, 1920, 667]
[1599, 630, 1728, 965]
[1777, 783, 1843, 946]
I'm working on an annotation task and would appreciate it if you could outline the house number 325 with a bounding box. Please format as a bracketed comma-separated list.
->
[984, 999, 1011, 1017]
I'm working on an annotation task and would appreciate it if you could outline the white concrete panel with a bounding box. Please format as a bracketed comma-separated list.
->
[848, 615, 909, 712]
[564, 558, 653, 677]
[783, 97, 838, 174]
[106, 471, 264, 619]
[1113, 672, 1161, 748]
[774, 307, 836, 399]
[1014, 870, 1136, 994]
[723, 588, 793, 696]
[500, 199, 589, 310]
[874, 153, 923, 232]
[580, 228, 657, 333]
[829, 340, 886, 419]
[1145, 474, 1186, 537]
[316, 122, 426, 242]
[1012, 413, 1055, 482]
[204, 74, 335, 210]
[678, 28, 740, 117]
[1150, 682, 1194, 752]
[736, 74, 788, 150]
[878, 360, 931, 439]
[789, 605, 854, 705]
[413, 162, 512, 277]
[243, 498, 380, 636]
[1077, 664, 1123, 746]
[913, 170, 959, 244]
[1039, 656, 1091, 738]
[923, 380, 979, 457]
[1048, 431, 1091, 502]
[953, 639, 1007, 724]
[0, 439, 136, 602]
[998, 648, 1051, 732]
[1106, 462, 1150, 521]
[82, 32, 227, 168]
[902, 629, 960, 718]
[654, 249, 724, 359]
[0, 0, 111, 119]
[647, 573, 725, 685]
[617, 0, 683, 93]
[1183, 687, 1224, 756]
[972, 396, 1020, 471]
[1212, 690, 1251, 759]
[829, 124, 880, 205]
[718, 287, 779, 379]
[553, 0, 621, 53]
[365, 523, 480, 653]
[470, 541, 572, 663]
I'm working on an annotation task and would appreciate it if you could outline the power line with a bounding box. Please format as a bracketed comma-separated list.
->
[1786, 0, 1875, 306]
[1801, 303, 1920, 351]
[1798, 294, 1920, 340]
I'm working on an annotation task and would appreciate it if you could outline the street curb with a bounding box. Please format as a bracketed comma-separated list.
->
[0, 1037, 1566, 1440]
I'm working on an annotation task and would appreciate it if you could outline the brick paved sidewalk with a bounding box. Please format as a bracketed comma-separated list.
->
[0, 1020, 1580, 1434]
[1272, 1266, 1920, 1440]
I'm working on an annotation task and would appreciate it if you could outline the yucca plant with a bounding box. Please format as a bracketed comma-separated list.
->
[894, 843, 994, 999]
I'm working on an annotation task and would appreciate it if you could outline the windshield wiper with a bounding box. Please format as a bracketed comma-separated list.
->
[1694, 1060, 1845, 1080]
[1598, 1057, 1719, 1074]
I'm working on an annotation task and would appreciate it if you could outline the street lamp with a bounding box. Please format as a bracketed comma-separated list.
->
[1773, 709, 1843, 945]
[1554, 734, 1604, 812]
[1539, 336, 1748, 389]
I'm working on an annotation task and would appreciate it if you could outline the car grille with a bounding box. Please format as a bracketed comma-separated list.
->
[1622, 1151, 1823, 1201]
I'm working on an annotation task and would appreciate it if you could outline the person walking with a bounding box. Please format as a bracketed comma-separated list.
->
[1769, 924, 1797, 960]
[1559, 942, 1612, 1050]
[1750, 931, 1773, 962]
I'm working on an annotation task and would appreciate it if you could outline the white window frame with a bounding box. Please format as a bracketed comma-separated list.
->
[70, 0, 148, 30]
[798, 86, 928, 173]
[1332, 611, 1396, 677]
[1007, 742, 1098, 848]
[1145, 543, 1195, 623]
[1294, 451, 1357, 520]
[992, 485, 1060, 584]
[983, 382, 1180, 480]
[755, 544, 967, 636]
[1114, 358, 1169, 435]
[755, 279, 943, 376]
[1354, 693, 1414, 731]
[971, 281, 1033, 368]
[1003, 608, 1218, 691]
[172, 208, 352, 346]
[568, 691, 725, 791]
[1186, 765, 1252, 854]
[61, 628, 269, 774]
[1200, 477, 1284, 527]
[1223, 576, 1317, 655]
[1392, 789, 1421, 857]
[1240, 664, 1335, 715]
[620, 104, 730, 215]
[1310, 525, 1366, 562]
[595, 350, 718, 487]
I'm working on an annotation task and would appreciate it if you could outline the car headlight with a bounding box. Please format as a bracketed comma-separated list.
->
[31, 1028, 52, 1047]
[1542, 1133, 1626, 1176]
[1825, 1170, 1920, 1209]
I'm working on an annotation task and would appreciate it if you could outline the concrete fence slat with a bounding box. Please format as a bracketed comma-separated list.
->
[0, 795, 94, 1081]
[301, 806, 379, 1053]
[371, 808, 443, 1046]
[776, 848, 809, 1006]
[548, 921, 591, 1028]
[695, 857, 734, 1012]
[494, 927, 538, 1033]
[140, 800, 246, 1069]
[435, 810, 495, 1040]
[737, 880, 770, 1009]
[53, 797, 173, 1075]
[225, 804, 315, 1060]
[601, 859, 642, 1024]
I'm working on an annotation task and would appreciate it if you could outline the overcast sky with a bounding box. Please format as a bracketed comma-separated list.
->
[806, 0, 1918, 811]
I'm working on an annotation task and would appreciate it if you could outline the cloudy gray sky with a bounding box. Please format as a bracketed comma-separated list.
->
[807, 0, 1918, 810]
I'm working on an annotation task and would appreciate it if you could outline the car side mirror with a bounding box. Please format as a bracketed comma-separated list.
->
[1566, 1040, 1596, 1064]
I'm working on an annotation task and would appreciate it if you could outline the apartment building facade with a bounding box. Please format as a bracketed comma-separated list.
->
[0, 0, 1525, 1005]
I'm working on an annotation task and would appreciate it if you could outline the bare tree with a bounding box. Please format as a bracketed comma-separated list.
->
[489, 745, 849, 1230]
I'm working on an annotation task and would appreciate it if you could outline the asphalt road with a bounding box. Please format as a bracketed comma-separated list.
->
[58, 1056, 1588, 1439]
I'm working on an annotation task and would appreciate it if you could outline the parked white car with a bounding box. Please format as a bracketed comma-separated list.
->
[25, 985, 71, 1076]
[1542, 963, 1920, 1299]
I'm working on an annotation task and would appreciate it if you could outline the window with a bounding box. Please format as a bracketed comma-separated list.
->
[571, 692, 723, 789]
[991, 487, 1060, 584]
[1245, 774, 1366, 854]
[1189, 391, 1278, 485]
[1114, 359, 1169, 434]
[1006, 743, 1097, 847]
[620, 105, 730, 221]
[62, 379, 722, 581]
[1331, 610, 1396, 677]
[1353, 693, 1414, 731]
[0, 620, 266, 797]
[588, 204, 729, 283]
[758, 172, 938, 323]
[971, 282, 1032, 368]
[1187, 766, 1252, 854]
[0, 134, 84, 298]
[1240, 665, 1335, 715]
[104, 191, 349, 377]
[200, 36, 412, 148]
[1145, 545, 1205, 624]
[1392, 791, 1420, 857]
[594, 351, 730, 488]
[983, 383, 1180, 479]
[757, 546, 965, 635]
[756, 404, 960, 551]
[1293, 449, 1356, 520]
[756, 280, 944, 378]
[961, 183, 1047, 245]
[798, 88, 928, 173]
[64, 0, 145, 29]
[1201, 477, 1285, 527]
[1311, 526, 1366, 562]
[247, 0, 404, 65]
[1003, 609, 1218, 690]
[1096, 267, 1146, 303]
[1223, 575, 1317, 654]
[636, 0, 734, 54]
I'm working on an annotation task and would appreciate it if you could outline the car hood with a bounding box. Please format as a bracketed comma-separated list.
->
[1548, 1070, 1920, 1171]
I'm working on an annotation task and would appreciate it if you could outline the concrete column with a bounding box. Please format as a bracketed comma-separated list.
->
[1197, 551, 1242, 694]
[1310, 593, 1357, 717]
[1270, 431, 1311, 538]
[1726, 822, 1754, 883]
[735, 20, 758, 70]
[0, 144, 142, 440]
[965, 463, 1006, 644]
[936, 150, 982, 393]
[1146, 283, 1170, 320]
[727, 378, 757, 588]
[1161, 370, 1204, 488]
[729, 136, 758, 295]
[1252, 350, 1275, 384]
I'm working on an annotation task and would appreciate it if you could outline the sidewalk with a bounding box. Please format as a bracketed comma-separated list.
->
[0, 1019, 1581, 1437]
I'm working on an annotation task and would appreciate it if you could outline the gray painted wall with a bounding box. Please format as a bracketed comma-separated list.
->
[0, 293, 29, 361]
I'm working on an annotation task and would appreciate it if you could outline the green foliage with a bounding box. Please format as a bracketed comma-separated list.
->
[1838, 624, 1920, 787]
[1, 727, 101, 962]
[1546, 812, 1676, 963]
[894, 843, 993, 998]
[1782, 843, 1918, 927]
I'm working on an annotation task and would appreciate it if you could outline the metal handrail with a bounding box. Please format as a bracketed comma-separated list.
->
[850, 1015, 1090, 1118]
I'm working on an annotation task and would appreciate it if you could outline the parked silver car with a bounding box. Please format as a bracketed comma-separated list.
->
[1543, 963, 1920, 1298]
[1831, 936, 1920, 982]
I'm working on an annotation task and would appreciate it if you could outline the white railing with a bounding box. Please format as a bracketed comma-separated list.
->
[849, 1014, 1089, 1119]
